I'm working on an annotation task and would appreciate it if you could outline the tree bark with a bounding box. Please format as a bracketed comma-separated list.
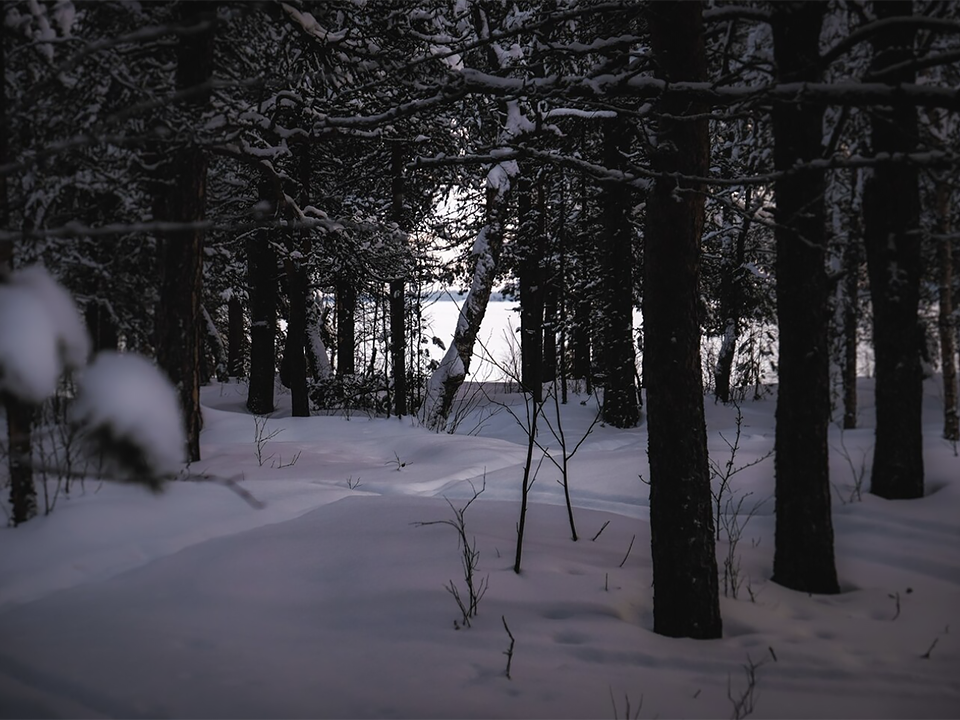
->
[421, 163, 515, 431]
[770, 2, 840, 595]
[247, 182, 277, 415]
[936, 179, 959, 442]
[842, 176, 861, 430]
[390, 143, 407, 417]
[283, 256, 310, 417]
[571, 170, 592, 386]
[1, 35, 36, 525]
[518, 175, 545, 403]
[336, 279, 356, 376]
[599, 114, 640, 428]
[282, 147, 311, 417]
[645, 0, 722, 640]
[227, 293, 244, 377]
[863, 0, 924, 499]
[156, 2, 216, 462]
[714, 189, 753, 404]
[85, 302, 119, 353]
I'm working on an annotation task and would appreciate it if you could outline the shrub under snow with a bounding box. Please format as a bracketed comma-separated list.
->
[71, 351, 187, 489]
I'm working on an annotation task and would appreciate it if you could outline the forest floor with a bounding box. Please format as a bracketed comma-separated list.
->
[0, 377, 958, 718]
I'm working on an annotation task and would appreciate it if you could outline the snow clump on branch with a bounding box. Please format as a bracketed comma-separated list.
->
[0, 266, 89, 403]
[72, 351, 187, 490]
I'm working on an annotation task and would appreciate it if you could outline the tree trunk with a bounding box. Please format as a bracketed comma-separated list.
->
[282, 147, 311, 417]
[571, 171, 592, 385]
[421, 162, 515, 431]
[599, 114, 640, 428]
[156, 161, 205, 462]
[0, 37, 36, 525]
[200, 305, 226, 384]
[284, 257, 309, 416]
[770, 2, 840, 595]
[863, 0, 924, 500]
[936, 179, 959, 442]
[247, 184, 277, 415]
[156, 2, 216, 462]
[390, 143, 407, 417]
[713, 189, 753, 404]
[645, 0, 721, 640]
[336, 278, 356, 376]
[518, 175, 545, 402]
[85, 302, 119, 353]
[227, 293, 244, 377]
[842, 177, 861, 430]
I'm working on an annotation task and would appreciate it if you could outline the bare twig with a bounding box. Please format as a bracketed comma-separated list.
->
[592, 520, 611, 541]
[414, 477, 489, 627]
[501, 615, 515, 679]
[619, 534, 636, 568]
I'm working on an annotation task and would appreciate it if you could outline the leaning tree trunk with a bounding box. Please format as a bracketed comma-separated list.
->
[598, 113, 640, 428]
[156, 3, 216, 462]
[421, 160, 515, 431]
[863, 0, 924, 500]
[770, 2, 840, 595]
[645, 0, 722, 640]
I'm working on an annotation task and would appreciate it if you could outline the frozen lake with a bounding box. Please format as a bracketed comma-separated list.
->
[423, 296, 520, 382]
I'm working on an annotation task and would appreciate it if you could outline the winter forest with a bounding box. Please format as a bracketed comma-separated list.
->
[1, 0, 959, 717]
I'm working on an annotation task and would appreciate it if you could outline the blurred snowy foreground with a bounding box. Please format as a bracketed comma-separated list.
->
[1, 378, 959, 719]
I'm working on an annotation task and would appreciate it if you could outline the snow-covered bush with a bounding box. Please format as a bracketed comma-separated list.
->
[71, 352, 186, 490]
[0, 266, 89, 403]
[1, 266, 185, 495]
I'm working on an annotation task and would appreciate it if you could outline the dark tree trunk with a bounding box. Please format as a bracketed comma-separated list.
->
[571, 172, 592, 385]
[246, 187, 277, 415]
[336, 279, 356, 376]
[518, 175, 545, 402]
[842, 244, 860, 430]
[539, 173, 557, 385]
[599, 115, 640, 428]
[645, 0, 722, 640]
[714, 189, 753, 404]
[84, 302, 119, 353]
[156, 2, 216, 462]
[200, 305, 225, 384]
[0, 37, 35, 525]
[935, 179, 959, 441]
[156, 160, 205, 461]
[843, 178, 861, 430]
[863, 0, 924, 500]
[770, 2, 840, 595]
[6, 396, 36, 525]
[390, 144, 407, 417]
[282, 147, 311, 417]
[227, 293, 244, 377]
[284, 257, 309, 417]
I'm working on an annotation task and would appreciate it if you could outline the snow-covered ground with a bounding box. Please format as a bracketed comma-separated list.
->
[1, 377, 958, 718]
